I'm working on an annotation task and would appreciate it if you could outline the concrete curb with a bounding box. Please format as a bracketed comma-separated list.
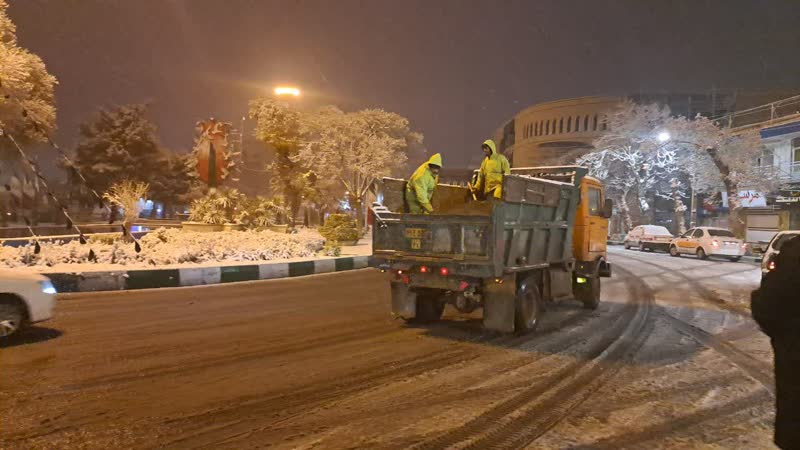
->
[45, 256, 372, 293]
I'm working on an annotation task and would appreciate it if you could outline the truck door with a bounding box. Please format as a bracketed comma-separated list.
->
[586, 183, 608, 257]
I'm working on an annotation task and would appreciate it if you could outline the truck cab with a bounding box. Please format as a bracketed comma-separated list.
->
[573, 175, 612, 272]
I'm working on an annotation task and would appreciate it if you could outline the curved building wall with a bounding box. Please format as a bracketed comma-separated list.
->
[507, 96, 622, 166]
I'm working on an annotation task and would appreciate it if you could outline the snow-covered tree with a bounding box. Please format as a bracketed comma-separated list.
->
[148, 153, 200, 218]
[0, 0, 57, 226]
[296, 106, 421, 231]
[0, 0, 57, 159]
[248, 98, 308, 223]
[665, 115, 779, 235]
[72, 104, 165, 194]
[579, 101, 675, 231]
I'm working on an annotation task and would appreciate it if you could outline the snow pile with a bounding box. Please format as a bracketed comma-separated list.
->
[0, 228, 325, 270]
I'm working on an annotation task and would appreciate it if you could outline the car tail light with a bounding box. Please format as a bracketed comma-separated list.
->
[439, 267, 449, 276]
[768, 259, 776, 271]
[741, 243, 748, 249]
[711, 240, 720, 247]
[419, 265, 429, 273]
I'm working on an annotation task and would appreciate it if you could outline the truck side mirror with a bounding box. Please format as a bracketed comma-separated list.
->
[602, 199, 613, 219]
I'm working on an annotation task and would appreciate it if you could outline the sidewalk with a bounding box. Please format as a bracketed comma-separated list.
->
[46, 239, 375, 294]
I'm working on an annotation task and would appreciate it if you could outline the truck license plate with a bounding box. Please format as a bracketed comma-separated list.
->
[405, 228, 425, 238]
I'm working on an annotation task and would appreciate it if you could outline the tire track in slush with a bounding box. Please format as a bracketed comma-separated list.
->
[612, 251, 753, 315]
[613, 252, 774, 394]
[167, 303, 606, 448]
[413, 266, 653, 450]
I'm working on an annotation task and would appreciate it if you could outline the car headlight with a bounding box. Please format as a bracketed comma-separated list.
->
[40, 280, 57, 295]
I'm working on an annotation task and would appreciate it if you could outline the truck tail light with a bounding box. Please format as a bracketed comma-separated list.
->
[419, 265, 429, 273]
[439, 267, 449, 276]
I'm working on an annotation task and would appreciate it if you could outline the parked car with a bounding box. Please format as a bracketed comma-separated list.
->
[761, 230, 800, 275]
[0, 270, 56, 338]
[624, 225, 674, 252]
[669, 227, 746, 261]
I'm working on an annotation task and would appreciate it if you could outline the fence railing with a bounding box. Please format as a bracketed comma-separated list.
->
[714, 94, 800, 129]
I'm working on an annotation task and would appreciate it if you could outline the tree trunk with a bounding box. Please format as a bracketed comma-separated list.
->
[354, 196, 364, 234]
[673, 192, 686, 235]
[705, 147, 744, 237]
[624, 189, 642, 227]
[617, 190, 633, 233]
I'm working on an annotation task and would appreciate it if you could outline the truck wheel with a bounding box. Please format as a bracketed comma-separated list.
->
[669, 246, 680, 257]
[575, 275, 601, 310]
[624, 242, 631, 250]
[514, 281, 542, 335]
[413, 292, 445, 323]
[0, 298, 25, 338]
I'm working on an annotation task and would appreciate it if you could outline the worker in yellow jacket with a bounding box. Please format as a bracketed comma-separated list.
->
[472, 139, 510, 199]
[405, 153, 442, 214]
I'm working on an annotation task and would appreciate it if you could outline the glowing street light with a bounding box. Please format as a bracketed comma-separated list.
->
[657, 131, 671, 143]
[274, 86, 301, 97]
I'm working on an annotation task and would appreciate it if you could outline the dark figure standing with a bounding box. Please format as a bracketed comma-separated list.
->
[752, 236, 800, 449]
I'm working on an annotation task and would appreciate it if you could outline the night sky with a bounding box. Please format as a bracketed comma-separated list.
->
[8, 0, 800, 169]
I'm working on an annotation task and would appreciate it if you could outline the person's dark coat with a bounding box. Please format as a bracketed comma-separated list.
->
[752, 236, 800, 449]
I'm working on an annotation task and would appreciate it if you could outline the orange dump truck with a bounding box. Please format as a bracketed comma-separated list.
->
[371, 166, 612, 334]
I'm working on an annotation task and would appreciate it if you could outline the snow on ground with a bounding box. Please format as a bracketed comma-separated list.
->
[0, 228, 325, 272]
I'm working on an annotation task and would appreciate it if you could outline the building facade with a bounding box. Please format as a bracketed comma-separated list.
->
[495, 96, 621, 167]
[495, 91, 787, 167]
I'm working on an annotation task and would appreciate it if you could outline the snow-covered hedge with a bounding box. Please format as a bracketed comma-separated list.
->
[0, 228, 325, 270]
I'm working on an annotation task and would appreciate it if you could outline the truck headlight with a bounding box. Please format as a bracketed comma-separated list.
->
[40, 280, 57, 295]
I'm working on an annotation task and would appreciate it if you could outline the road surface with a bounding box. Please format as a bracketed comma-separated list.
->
[0, 247, 776, 449]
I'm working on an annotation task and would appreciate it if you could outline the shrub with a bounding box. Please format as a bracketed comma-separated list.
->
[103, 180, 149, 224]
[188, 189, 246, 225]
[235, 196, 288, 228]
[89, 234, 120, 245]
[319, 214, 359, 243]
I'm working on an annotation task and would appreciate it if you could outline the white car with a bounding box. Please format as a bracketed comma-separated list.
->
[669, 227, 746, 261]
[0, 270, 56, 337]
[624, 225, 674, 252]
[761, 230, 800, 274]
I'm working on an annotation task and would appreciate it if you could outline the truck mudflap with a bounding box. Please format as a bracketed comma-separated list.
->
[599, 260, 612, 278]
[482, 274, 516, 333]
[391, 281, 416, 319]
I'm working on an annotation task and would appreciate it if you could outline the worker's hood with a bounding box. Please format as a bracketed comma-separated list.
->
[427, 153, 443, 168]
[483, 139, 497, 155]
